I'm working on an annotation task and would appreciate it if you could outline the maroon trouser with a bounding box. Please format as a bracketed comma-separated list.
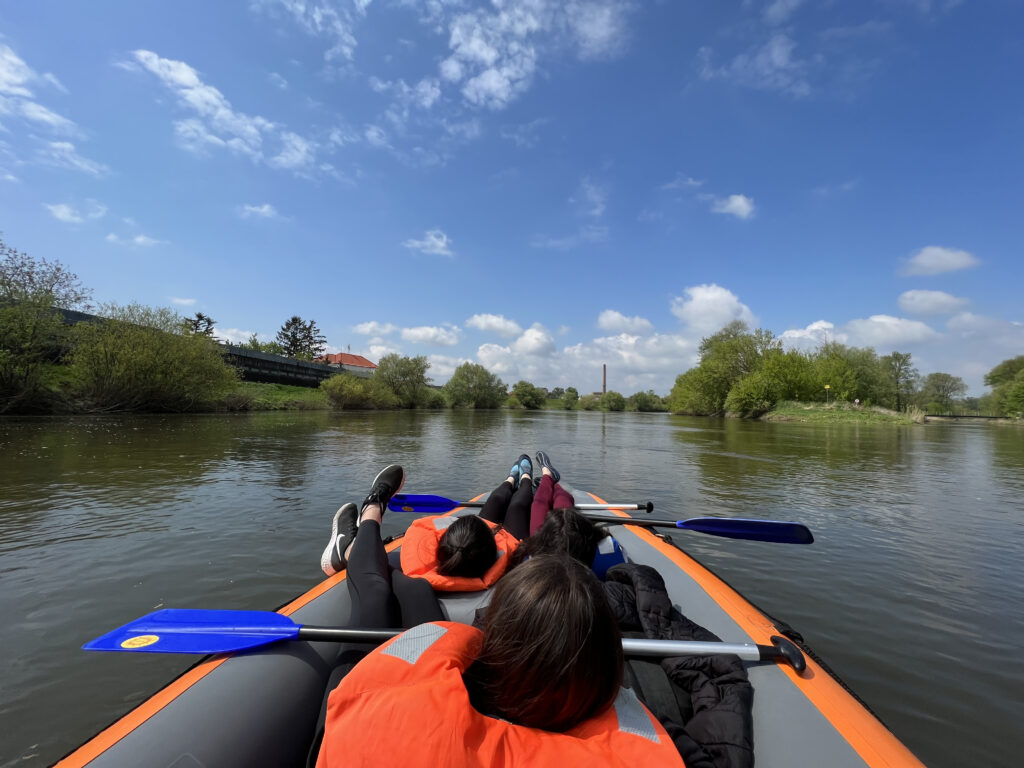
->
[530, 474, 575, 534]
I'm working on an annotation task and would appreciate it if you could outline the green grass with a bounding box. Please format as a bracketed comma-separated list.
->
[761, 400, 923, 425]
[223, 381, 330, 411]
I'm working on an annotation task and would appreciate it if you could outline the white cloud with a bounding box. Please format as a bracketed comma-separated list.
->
[268, 72, 288, 89]
[597, 310, 653, 335]
[36, 141, 109, 176]
[403, 229, 454, 257]
[477, 342, 518, 377]
[238, 203, 281, 219]
[354, 321, 398, 336]
[531, 224, 608, 250]
[0, 44, 78, 136]
[270, 132, 316, 170]
[671, 284, 757, 335]
[565, 0, 631, 60]
[466, 313, 523, 338]
[171, 297, 197, 306]
[427, 353, 473, 379]
[780, 320, 846, 350]
[511, 323, 557, 357]
[401, 325, 460, 346]
[661, 172, 703, 190]
[699, 34, 811, 98]
[843, 314, 939, 347]
[364, 124, 390, 148]
[572, 176, 609, 217]
[898, 289, 969, 316]
[214, 327, 258, 345]
[708, 193, 756, 219]
[369, 343, 401, 359]
[903, 246, 979, 275]
[44, 199, 106, 223]
[764, 0, 805, 25]
[500, 117, 549, 148]
[106, 232, 166, 247]
[253, 0, 369, 62]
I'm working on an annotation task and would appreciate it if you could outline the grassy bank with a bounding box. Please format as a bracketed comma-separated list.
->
[223, 381, 330, 411]
[760, 400, 924, 424]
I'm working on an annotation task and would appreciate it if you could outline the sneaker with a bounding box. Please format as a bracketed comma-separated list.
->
[361, 464, 406, 517]
[534, 451, 560, 483]
[320, 503, 358, 576]
[511, 453, 532, 488]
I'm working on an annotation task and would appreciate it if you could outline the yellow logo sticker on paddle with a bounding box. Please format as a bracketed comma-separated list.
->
[121, 634, 160, 649]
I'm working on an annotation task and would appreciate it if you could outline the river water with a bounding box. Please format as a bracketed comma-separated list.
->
[0, 411, 1021, 767]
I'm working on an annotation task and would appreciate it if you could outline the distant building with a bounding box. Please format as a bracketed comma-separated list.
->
[316, 352, 378, 377]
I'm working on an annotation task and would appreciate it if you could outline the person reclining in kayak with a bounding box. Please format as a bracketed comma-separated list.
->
[315, 554, 686, 768]
[320, 457, 532, 591]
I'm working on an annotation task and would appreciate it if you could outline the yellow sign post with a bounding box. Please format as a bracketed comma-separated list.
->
[824, 384, 831, 404]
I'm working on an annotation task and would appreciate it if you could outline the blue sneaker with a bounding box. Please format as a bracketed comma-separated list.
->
[510, 454, 531, 488]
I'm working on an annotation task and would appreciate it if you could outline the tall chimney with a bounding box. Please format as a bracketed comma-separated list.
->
[603, 364, 607, 394]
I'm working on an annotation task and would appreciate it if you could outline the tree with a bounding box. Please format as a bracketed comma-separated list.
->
[600, 390, 626, 411]
[240, 333, 285, 355]
[561, 387, 579, 410]
[511, 380, 545, 409]
[628, 390, 667, 412]
[918, 372, 967, 411]
[879, 352, 918, 411]
[443, 362, 506, 408]
[275, 316, 327, 360]
[1, 235, 93, 309]
[548, 386, 565, 400]
[321, 373, 398, 410]
[69, 303, 237, 411]
[0, 297, 68, 413]
[374, 353, 431, 408]
[184, 312, 216, 337]
[984, 356, 1024, 388]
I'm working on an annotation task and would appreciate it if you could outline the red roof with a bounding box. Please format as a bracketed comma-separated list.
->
[317, 352, 377, 368]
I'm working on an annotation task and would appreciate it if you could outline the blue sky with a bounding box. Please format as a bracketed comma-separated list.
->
[2, 0, 1021, 395]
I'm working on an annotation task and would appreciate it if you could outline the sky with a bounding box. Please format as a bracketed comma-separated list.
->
[1, 0, 1021, 396]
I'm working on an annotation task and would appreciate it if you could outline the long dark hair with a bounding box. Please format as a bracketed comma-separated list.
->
[466, 555, 623, 732]
[508, 507, 606, 570]
[436, 515, 498, 577]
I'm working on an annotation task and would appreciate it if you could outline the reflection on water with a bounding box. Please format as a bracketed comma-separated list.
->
[1, 412, 1022, 768]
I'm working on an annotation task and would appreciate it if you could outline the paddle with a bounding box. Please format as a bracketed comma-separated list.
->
[390, 493, 654, 514]
[82, 609, 805, 671]
[585, 515, 814, 545]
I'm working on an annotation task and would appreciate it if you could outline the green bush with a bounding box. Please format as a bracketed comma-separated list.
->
[417, 387, 448, 409]
[578, 393, 600, 411]
[561, 387, 579, 410]
[374, 353, 431, 408]
[321, 373, 398, 410]
[724, 370, 778, 417]
[628, 390, 667, 412]
[0, 298, 69, 413]
[511, 380, 545, 409]
[443, 362, 506, 408]
[601, 391, 626, 411]
[68, 304, 238, 412]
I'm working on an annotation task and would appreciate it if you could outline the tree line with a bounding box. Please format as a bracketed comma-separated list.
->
[666, 320, 1021, 418]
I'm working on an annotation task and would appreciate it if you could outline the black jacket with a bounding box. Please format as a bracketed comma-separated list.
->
[604, 563, 754, 768]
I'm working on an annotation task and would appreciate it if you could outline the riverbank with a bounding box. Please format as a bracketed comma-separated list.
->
[223, 382, 329, 410]
[761, 401, 924, 424]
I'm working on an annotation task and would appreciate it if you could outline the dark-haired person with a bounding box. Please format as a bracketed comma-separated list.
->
[315, 556, 685, 768]
[398, 453, 532, 591]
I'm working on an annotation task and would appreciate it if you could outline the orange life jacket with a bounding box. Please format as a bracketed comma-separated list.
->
[400, 516, 519, 592]
[316, 622, 685, 768]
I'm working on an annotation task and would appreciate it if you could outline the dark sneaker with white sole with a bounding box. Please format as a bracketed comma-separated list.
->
[534, 451, 560, 483]
[320, 502, 358, 576]
[361, 464, 406, 517]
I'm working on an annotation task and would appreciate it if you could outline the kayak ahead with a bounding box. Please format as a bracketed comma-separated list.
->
[55, 488, 924, 768]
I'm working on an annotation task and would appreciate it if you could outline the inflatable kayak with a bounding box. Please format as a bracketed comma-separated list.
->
[55, 487, 924, 768]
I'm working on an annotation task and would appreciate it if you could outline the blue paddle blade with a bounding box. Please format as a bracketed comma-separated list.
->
[83, 609, 301, 654]
[389, 494, 459, 513]
[679, 518, 814, 545]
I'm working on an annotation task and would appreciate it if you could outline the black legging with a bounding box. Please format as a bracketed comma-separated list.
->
[346, 519, 444, 628]
[479, 479, 533, 540]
